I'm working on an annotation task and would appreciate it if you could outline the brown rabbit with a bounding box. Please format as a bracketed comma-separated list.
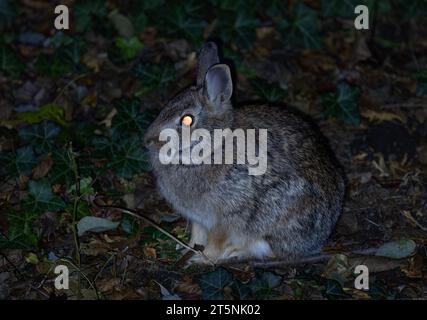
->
[144, 42, 345, 263]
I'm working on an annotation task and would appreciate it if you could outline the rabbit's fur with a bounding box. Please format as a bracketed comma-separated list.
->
[144, 42, 345, 263]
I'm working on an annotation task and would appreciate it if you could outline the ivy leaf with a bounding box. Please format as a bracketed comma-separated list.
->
[281, 3, 321, 49]
[321, 0, 361, 18]
[322, 279, 350, 299]
[134, 62, 175, 93]
[266, 0, 288, 18]
[250, 271, 282, 299]
[1, 211, 39, 249]
[321, 82, 361, 125]
[18, 120, 61, 154]
[251, 78, 287, 102]
[112, 99, 154, 136]
[48, 148, 74, 185]
[115, 37, 144, 60]
[0, 145, 38, 177]
[15, 145, 38, 175]
[74, 0, 107, 32]
[0, 0, 17, 30]
[218, 8, 260, 50]
[231, 280, 252, 300]
[198, 267, 234, 300]
[34, 54, 73, 78]
[68, 177, 95, 197]
[166, 2, 207, 44]
[22, 180, 65, 214]
[0, 42, 24, 77]
[109, 135, 150, 179]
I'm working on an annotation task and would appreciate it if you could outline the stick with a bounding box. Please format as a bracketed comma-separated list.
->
[93, 201, 213, 264]
[220, 247, 380, 268]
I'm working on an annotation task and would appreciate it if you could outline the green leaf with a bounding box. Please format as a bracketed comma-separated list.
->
[198, 267, 234, 300]
[250, 271, 282, 299]
[77, 216, 120, 236]
[266, 0, 288, 18]
[115, 37, 143, 60]
[321, 0, 361, 18]
[18, 120, 61, 154]
[321, 82, 360, 125]
[376, 239, 417, 259]
[281, 3, 321, 49]
[251, 78, 287, 102]
[65, 201, 90, 220]
[112, 99, 154, 136]
[322, 279, 349, 299]
[134, 62, 176, 92]
[74, 0, 107, 32]
[109, 135, 151, 179]
[1, 211, 39, 249]
[130, 12, 147, 34]
[48, 148, 74, 185]
[166, 1, 207, 44]
[68, 177, 95, 197]
[0, 42, 24, 77]
[16, 104, 66, 126]
[15, 145, 38, 175]
[22, 180, 65, 214]
[231, 280, 252, 300]
[0, 0, 17, 30]
[217, 8, 260, 50]
[0, 145, 38, 177]
[34, 54, 73, 78]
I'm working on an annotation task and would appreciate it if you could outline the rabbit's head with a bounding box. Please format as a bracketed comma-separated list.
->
[144, 42, 234, 156]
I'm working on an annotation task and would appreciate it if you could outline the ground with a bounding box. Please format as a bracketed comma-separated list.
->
[0, 0, 426, 300]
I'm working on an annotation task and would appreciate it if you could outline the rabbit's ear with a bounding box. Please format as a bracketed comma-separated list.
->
[196, 42, 220, 86]
[205, 64, 233, 108]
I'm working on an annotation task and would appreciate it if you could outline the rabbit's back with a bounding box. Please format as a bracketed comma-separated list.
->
[221, 103, 345, 255]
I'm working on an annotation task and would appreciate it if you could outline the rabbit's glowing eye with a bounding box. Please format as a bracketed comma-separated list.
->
[181, 115, 193, 126]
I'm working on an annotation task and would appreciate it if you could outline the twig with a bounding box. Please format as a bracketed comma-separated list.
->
[59, 258, 100, 299]
[382, 103, 426, 109]
[67, 143, 82, 298]
[53, 73, 89, 104]
[221, 247, 380, 268]
[93, 202, 213, 265]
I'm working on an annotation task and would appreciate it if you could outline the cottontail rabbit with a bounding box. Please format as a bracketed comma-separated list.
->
[144, 42, 345, 263]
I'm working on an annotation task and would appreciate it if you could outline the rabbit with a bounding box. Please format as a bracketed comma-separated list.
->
[143, 42, 345, 264]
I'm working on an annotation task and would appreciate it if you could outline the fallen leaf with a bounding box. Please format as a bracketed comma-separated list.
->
[143, 246, 157, 259]
[376, 239, 416, 259]
[362, 109, 405, 123]
[322, 254, 351, 285]
[108, 10, 134, 39]
[32, 154, 53, 179]
[175, 276, 202, 295]
[156, 281, 181, 300]
[400, 254, 424, 278]
[77, 216, 120, 236]
[348, 256, 401, 273]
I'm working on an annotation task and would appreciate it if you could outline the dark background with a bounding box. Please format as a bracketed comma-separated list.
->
[0, 0, 426, 300]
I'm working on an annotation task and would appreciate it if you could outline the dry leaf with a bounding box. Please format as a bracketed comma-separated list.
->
[32, 154, 53, 179]
[175, 276, 202, 295]
[361, 109, 405, 123]
[400, 255, 424, 278]
[143, 246, 157, 259]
